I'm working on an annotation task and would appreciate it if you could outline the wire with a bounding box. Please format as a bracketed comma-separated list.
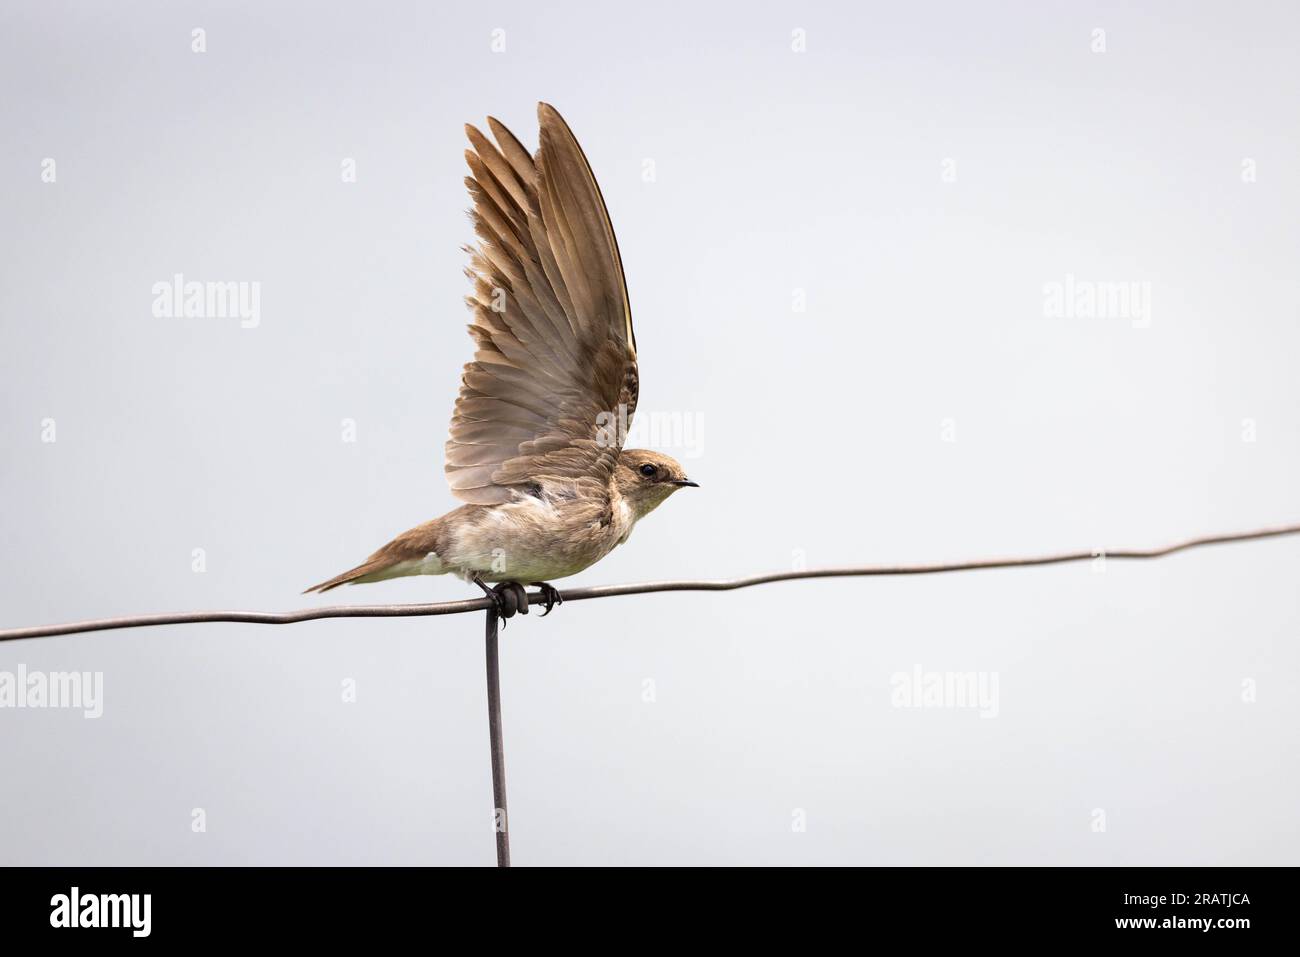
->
[2, 521, 1297, 643]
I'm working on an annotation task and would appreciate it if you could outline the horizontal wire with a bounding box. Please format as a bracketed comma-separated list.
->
[2, 521, 1298, 643]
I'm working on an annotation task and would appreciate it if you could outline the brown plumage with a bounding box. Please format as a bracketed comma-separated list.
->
[304, 104, 695, 600]
[447, 102, 638, 506]
[304, 514, 452, 593]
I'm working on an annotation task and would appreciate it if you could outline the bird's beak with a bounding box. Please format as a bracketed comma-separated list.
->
[672, 479, 700, 488]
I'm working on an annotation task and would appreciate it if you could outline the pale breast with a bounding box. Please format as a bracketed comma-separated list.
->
[442, 492, 634, 582]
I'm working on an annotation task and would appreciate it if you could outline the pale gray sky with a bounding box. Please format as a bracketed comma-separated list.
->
[1, 0, 1297, 865]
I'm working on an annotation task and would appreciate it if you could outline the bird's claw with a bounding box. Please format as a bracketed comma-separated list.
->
[475, 580, 560, 621]
[495, 582, 529, 620]
[475, 579, 529, 623]
[530, 582, 563, 616]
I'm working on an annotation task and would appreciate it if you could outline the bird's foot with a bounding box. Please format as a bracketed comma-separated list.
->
[474, 578, 529, 622]
[529, 582, 564, 616]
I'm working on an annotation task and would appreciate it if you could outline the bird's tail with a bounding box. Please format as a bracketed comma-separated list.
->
[302, 558, 395, 594]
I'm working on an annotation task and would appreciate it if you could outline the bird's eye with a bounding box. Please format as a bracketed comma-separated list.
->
[639, 463, 658, 477]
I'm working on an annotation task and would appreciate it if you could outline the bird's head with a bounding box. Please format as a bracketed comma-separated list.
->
[615, 449, 698, 519]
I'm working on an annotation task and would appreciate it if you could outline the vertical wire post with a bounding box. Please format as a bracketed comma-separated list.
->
[485, 606, 510, 867]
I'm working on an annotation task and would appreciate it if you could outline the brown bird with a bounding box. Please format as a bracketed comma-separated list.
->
[305, 103, 697, 616]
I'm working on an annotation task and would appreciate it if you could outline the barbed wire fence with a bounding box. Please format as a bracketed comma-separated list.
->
[2, 521, 1298, 866]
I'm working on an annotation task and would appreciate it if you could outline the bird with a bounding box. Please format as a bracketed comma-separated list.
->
[304, 103, 698, 618]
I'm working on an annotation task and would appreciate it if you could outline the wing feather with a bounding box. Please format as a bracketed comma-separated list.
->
[445, 104, 638, 505]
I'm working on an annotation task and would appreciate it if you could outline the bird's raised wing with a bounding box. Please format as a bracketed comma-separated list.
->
[445, 102, 639, 505]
